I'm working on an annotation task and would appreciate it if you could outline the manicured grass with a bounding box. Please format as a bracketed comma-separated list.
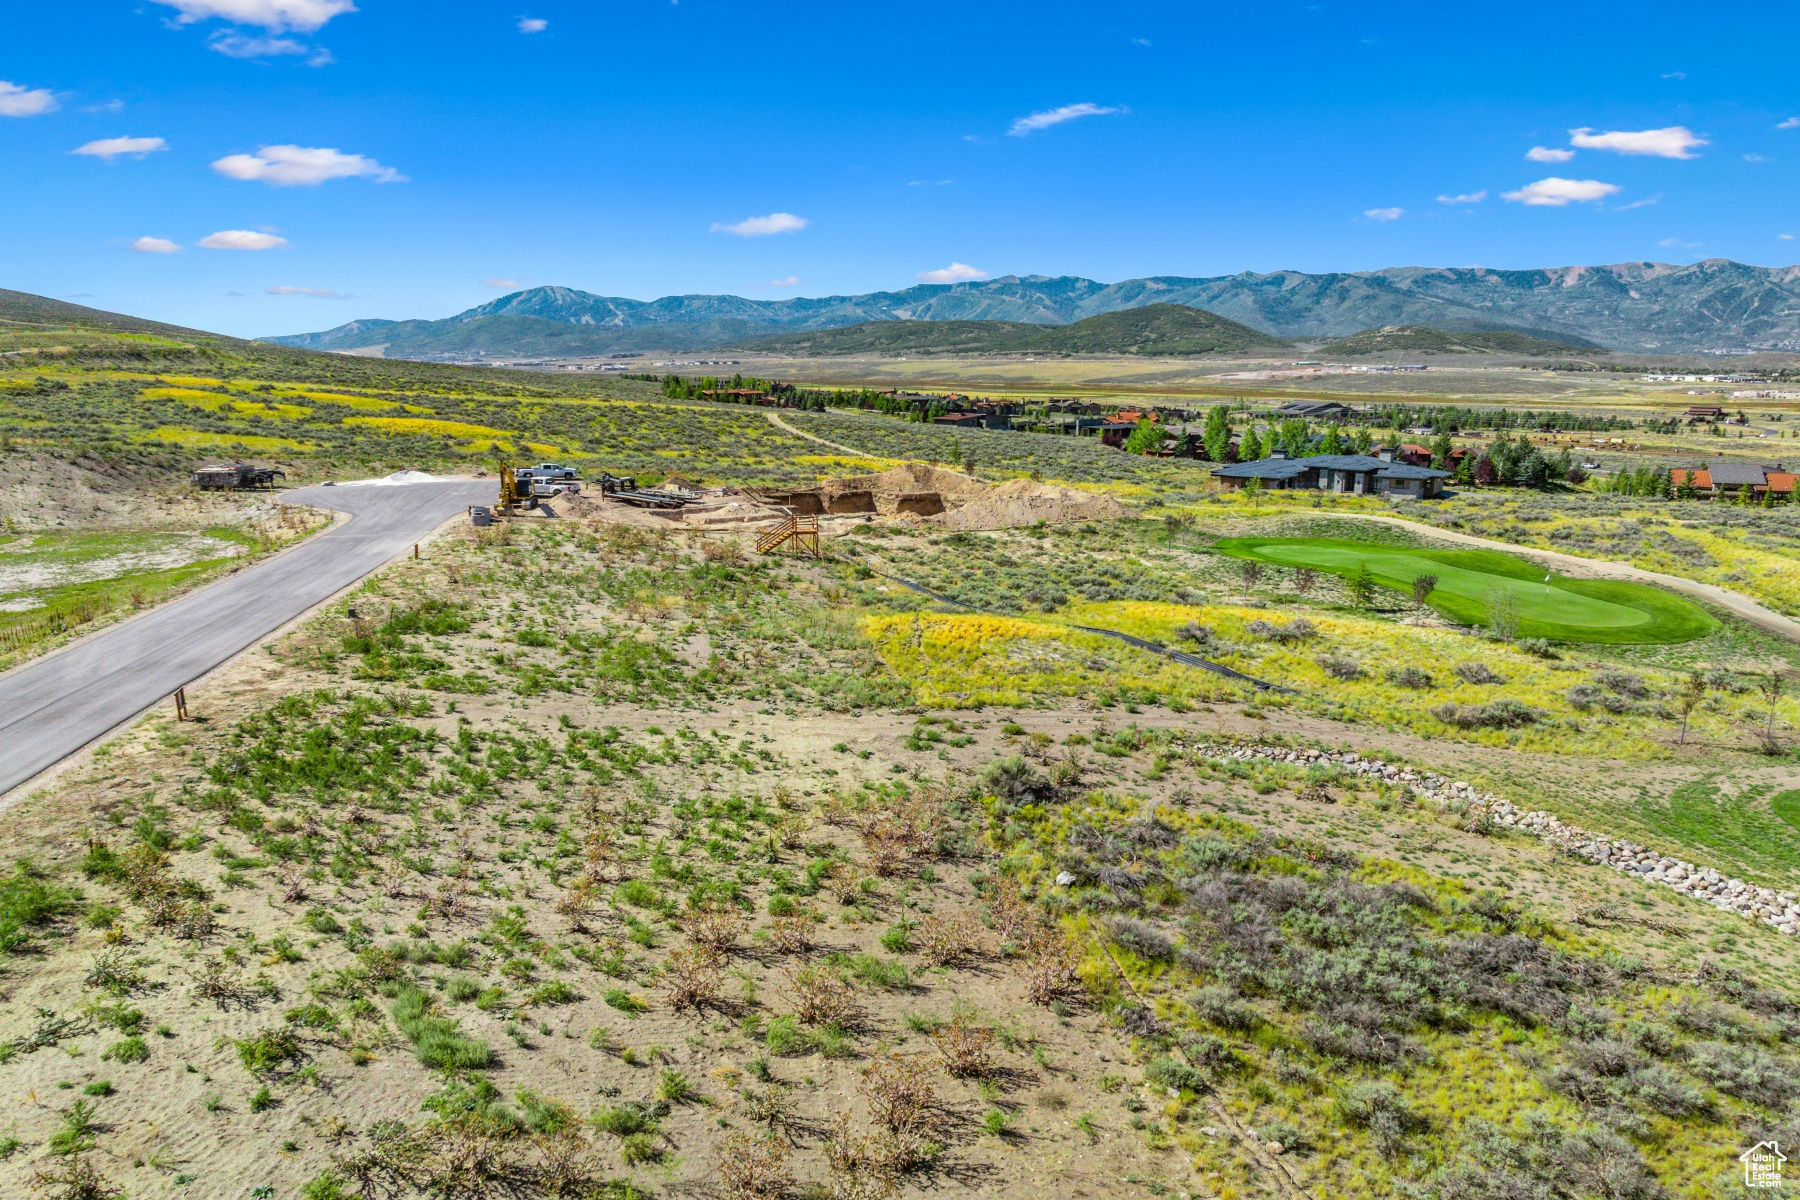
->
[1214, 536, 1717, 644]
[1637, 780, 1800, 886]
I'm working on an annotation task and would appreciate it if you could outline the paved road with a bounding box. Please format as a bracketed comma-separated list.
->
[0, 477, 494, 799]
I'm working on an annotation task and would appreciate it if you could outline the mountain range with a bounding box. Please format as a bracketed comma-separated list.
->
[743, 304, 1289, 358]
[262, 258, 1800, 358]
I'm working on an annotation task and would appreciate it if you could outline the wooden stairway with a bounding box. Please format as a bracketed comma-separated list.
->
[755, 512, 821, 557]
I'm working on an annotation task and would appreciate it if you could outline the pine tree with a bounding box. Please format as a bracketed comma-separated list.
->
[1319, 426, 1344, 455]
[1201, 406, 1232, 462]
[1239, 425, 1264, 461]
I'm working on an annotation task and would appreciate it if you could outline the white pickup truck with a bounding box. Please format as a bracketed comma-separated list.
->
[518, 462, 579, 481]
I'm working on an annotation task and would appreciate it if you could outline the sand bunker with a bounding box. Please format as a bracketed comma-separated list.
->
[930, 478, 1130, 530]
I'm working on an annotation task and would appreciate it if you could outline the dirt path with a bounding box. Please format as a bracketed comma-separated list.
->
[764, 410, 881, 459]
[1316, 511, 1800, 644]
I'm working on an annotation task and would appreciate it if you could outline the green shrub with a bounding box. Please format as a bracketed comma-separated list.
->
[285, 1004, 337, 1030]
[828, 952, 909, 990]
[614, 880, 660, 908]
[302, 1172, 351, 1200]
[603, 989, 647, 1016]
[592, 1101, 666, 1137]
[1144, 1056, 1209, 1095]
[0, 862, 79, 953]
[528, 980, 580, 1006]
[390, 984, 492, 1070]
[444, 976, 483, 1003]
[101, 1037, 147, 1064]
[765, 1015, 813, 1056]
[620, 1132, 660, 1164]
[234, 1029, 301, 1076]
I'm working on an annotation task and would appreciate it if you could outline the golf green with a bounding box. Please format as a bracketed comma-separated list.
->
[1213, 537, 1718, 644]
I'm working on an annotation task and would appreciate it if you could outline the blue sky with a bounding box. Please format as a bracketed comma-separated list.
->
[5, 0, 1799, 337]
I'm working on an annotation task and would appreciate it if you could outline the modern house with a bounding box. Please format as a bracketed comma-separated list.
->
[1212, 449, 1451, 497]
[1670, 461, 1795, 500]
[1277, 400, 1357, 420]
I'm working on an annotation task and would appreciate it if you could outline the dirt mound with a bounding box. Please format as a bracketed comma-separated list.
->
[822, 462, 986, 502]
[930, 478, 1130, 530]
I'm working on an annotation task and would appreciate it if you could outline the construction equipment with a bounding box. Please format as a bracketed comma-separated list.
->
[756, 512, 821, 557]
[192, 462, 285, 490]
[592, 472, 695, 509]
[497, 464, 535, 513]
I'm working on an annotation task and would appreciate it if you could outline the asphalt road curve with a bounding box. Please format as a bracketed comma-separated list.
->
[0, 477, 495, 799]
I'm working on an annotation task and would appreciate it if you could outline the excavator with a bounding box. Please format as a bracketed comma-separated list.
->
[497, 464, 535, 514]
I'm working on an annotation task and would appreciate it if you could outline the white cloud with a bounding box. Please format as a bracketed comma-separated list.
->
[0, 81, 57, 117]
[83, 100, 125, 114]
[1745, 153, 1769, 162]
[1780, 233, 1796, 241]
[73, 136, 168, 161]
[710, 212, 808, 237]
[1436, 191, 1487, 204]
[155, 0, 355, 33]
[518, 17, 547, 32]
[1569, 125, 1707, 159]
[1661, 71, 1686, 80]
[1616, 194, 1661, 210]
[1781, 117, 1800, 130]
[1526, 146, 1575, 163]
[266, 285, 348, 297]
[207, 31, 322, 59]
[481, 278, 523, 289]
[917, 263, 987, 283]
[199, 229, 288, 250]
[1363, 207, 1404, 221]
[130, 237, 182, 254]
[1131, 37, 1152, 46]
[1008, 102, 1124, 136]
[212, 144, 405, 186]
[765, 276, 801, 287]
[1501, 177, 1621, 206]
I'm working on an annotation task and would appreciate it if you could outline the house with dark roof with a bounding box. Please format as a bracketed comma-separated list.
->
[1671, 462, 1794, 500]
[1212, 449, 1451, 498]
[1277, 400, 1357, 420]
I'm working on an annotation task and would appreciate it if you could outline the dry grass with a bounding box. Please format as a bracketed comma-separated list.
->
[789, 964, 862, 1028]
[930, 1014, 996, 1078]
[714, 1132, 794, 1200]
[916, 909, 982, 967]
[663, 945, 724, 1012]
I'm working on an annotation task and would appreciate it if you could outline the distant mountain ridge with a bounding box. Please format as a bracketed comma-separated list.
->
[745, 304, 1289, 357]
[261, 259, 1800, 357]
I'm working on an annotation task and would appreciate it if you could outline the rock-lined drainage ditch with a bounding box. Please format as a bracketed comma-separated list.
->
[1199, 740, 1800, 938]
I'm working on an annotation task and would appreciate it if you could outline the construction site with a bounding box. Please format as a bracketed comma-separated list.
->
[478, 461, 1132, 558]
